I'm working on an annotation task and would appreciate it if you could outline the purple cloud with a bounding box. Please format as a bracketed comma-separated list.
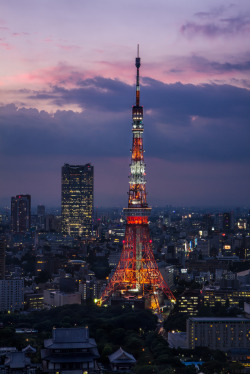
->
[1, 78, 250, 164]
[181, 15, 250, 38]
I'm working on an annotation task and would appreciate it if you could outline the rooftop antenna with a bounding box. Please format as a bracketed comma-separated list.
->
[135, 44, 141, 106]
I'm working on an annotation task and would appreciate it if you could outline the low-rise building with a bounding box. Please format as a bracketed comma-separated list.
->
[43, 290, 81, 308]
[0, 351, 37, 373]
[187, 317, 250, 351]
[41, 327, 100, 373]
[178, 289, 202, 316]
[108, 347, 136, 372]
[168, 332, 187, 349]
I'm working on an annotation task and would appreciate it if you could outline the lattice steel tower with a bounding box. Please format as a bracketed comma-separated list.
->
[99, 47, 175, 311]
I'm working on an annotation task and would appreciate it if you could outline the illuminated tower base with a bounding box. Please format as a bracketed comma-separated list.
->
[100, 213, 175, 310]
[98, 47, 175, 312]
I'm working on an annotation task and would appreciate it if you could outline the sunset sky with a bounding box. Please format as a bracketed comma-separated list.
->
[1, 0, 250, 208]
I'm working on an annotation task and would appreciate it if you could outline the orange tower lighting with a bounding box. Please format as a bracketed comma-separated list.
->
[98, 46, 176, 311]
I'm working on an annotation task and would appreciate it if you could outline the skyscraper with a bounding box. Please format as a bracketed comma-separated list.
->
[61, 164, 93, 238]
[11, 195, 31, 233]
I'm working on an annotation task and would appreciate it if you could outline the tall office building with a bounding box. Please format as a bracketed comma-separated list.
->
[11, 195, 31, 233]
[61, 164, 93, 238]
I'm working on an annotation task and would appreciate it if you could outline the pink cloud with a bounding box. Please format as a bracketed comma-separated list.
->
[56, 44, 80, 51]
[1, 64, 89, 88]
[0, 42, 12, 50]
[12, 32, 29, 37]
[44, 37, 53, 43]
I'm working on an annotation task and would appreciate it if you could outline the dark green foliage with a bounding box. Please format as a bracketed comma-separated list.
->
[0, 303, 242, 373]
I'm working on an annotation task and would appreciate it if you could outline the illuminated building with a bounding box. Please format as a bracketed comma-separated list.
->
[178, 289, 202, 316]
[187, 317, 250, 351]
[98, 47, 175, 311]
[202, 286, 250, 308]
[25, 293, 44, 310]
[11, 194, 31, 233]
[61, 163, 93, 238]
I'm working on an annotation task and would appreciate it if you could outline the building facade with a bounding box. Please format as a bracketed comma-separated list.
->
[0, 279, 24, 312]
[43, 290, 81, 308]
[11, 195, 31, 233]
[61, 164, 93, 238]
[187, 317, 250, 351]
[178, 289, 202, 316]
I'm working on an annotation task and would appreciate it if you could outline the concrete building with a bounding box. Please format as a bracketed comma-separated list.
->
[187, 317, 250, 351]
[43, 290, 81, 308]
[24, 293, 44, 310]
[160, 265, 175, 290]
[0, 279, 24, 312]
[202, 286, 250, 308]
[196, 238, 210, 257]
[168, 332, 187, 349]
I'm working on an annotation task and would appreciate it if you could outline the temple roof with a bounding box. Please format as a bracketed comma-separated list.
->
[44, 327, 98, 349]
[5, 352, 30, 369]
[109, 347, 136, 364]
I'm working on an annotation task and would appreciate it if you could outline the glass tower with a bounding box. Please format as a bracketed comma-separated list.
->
[61, 164, 93, 238]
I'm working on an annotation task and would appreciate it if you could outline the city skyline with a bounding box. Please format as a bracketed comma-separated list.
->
[1, 0, 250, 207]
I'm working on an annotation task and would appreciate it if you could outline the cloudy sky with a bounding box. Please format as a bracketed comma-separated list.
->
[0, 0, 250, 208]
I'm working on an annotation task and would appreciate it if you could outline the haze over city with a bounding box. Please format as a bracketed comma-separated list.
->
[1, 0, 250, 207]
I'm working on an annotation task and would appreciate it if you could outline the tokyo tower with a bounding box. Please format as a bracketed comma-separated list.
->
[98, 46, 176, 311]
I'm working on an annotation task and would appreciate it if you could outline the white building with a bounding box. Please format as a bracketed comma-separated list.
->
[43, 290, 81, 308]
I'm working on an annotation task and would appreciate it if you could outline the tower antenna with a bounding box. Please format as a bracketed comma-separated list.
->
[98, 48, 176, 312]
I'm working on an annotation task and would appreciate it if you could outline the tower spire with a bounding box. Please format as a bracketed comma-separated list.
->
[98, 48, 176, 312]
[135, 44, 141, 107]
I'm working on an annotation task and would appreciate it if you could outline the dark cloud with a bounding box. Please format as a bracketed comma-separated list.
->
[190, 55, 250, 73]
[1, 78, 250, 166]
[194, 5, 236, 19]
[29, 77, 132, 112]
[167, 55, 250, 76]
[210, 60, 250, 72]
[1, 77, 250, 207]
[181, 15, 250, 38]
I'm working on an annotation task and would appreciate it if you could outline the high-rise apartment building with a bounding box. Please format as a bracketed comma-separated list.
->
[61, 164, 93, 238]
[0, 237, 6, 279]
[0, 279, 24, 312]
[11, 195, 31, 233]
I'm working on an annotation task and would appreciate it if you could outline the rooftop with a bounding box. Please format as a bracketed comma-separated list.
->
[189, 317, 250, 322]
